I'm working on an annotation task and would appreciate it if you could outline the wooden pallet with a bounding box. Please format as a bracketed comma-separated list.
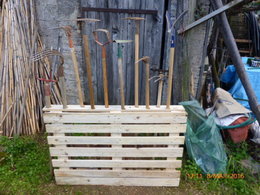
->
[43, 105, 187, 186]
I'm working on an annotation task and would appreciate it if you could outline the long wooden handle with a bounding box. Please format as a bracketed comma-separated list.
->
[71, 48, 84, 107]
[44, 83, 51, 108]
[166, 47, 175, 109]
[83, 35, 95, 109]
[157, 74, 164, 108]
[145, 61, 150, 109]
[102, 46, 109, 108]
[134, 21, 140, 108]
[57, 65, 68, 109]
[59, 76, 68, 109]
[118, 57, 125, 110]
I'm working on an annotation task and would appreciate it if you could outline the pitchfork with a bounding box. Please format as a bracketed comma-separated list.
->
[31, 49, 64, 108]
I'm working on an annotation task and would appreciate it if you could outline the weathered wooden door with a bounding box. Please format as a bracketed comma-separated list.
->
[81, 0, 166, 105]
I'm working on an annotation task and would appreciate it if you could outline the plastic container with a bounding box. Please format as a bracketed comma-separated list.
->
[227, 117, 251, 143]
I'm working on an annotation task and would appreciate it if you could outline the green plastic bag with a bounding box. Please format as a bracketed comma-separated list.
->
[180, 100, 227, 174]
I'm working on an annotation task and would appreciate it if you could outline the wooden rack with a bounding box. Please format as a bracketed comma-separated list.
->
[44, 105, 187, 186]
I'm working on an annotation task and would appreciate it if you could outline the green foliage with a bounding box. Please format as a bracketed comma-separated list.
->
[181, 142, 260, 195]
[0, 135, 52, 194]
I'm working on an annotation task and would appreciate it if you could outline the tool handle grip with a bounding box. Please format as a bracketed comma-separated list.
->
[171, 35, 175, 48]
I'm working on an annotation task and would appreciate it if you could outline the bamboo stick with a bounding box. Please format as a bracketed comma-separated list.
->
[0, 0, 62, 136]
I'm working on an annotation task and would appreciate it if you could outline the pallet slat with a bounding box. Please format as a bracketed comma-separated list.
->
[44, 112, 187, 124]
[55, 177, 180, 186]
[54, 170, 181, 178]
[45, 124, 187, 133]
[48, 136, 185, 145]
[43, 105, 185, 112]
[52, 159, 182, 168]
[50, 148, 184, 157]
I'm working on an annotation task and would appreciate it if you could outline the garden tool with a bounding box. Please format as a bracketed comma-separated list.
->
[57, 64, 67, 109]
[55, 35, 68, 109]
[156, 73, 165, 107]
[136, 56, 150, 109]
[50, 35, 62, 93]
[165, 11, 188, 109]
[123, 17, 145, 107]
[113, 40, 133, 110]
[93, 29, 112, 108]
[56, 49, 68, 109]
[32, 49, 64, 108]
[51, 26, 84, 107]
[78, 18, 100, 109]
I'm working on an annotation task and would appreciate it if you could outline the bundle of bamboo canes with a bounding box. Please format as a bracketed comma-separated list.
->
[0, 0, 62, 136]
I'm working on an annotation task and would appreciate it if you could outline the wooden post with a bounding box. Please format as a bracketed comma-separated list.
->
[210, 0, 260, 123]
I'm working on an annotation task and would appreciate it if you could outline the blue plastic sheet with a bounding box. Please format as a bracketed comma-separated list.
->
[220, 57, 260, 110]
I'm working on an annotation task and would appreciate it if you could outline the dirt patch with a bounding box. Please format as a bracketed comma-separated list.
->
[38, 182, 204, 195]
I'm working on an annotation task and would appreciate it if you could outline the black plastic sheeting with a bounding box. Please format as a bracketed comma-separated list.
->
[246, 12, 260, 57]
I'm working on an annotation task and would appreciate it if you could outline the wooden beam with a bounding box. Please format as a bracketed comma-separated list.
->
[45, 124, 187, 134]
[178, 0, 244, 34]
[81, 7, 158, 15]
[49, 147, 184, 157]
[235, 39, 252, 43]
[55, 177, 180, 186]
[54, 170, 181, 178]
[47, 136, 185, 145]
[239, 50, 251, 54]
[52, 159, 182, 168]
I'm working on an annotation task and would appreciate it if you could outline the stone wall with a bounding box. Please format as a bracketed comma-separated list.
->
[36, 0, 84, 104]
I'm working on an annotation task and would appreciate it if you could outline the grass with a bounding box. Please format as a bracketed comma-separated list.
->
[0, 134, 52, 194]
[0, 134, 259, 194]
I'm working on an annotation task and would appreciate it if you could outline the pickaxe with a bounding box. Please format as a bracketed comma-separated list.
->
[93, 29, 112, 108]
[113, 40, 133, 110]
[123, 17, 145, 108]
